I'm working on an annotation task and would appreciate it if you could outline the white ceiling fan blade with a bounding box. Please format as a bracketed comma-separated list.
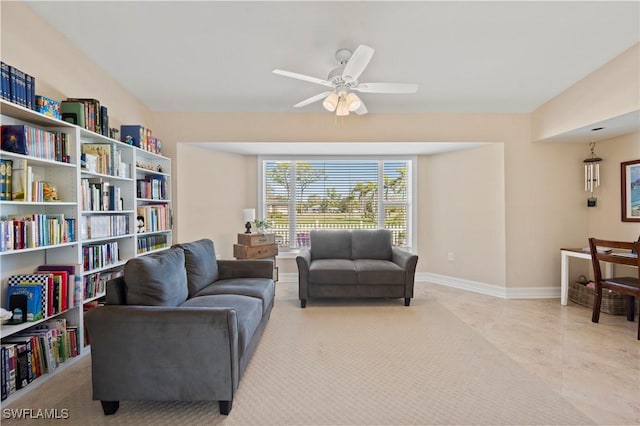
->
[293, 91, 333, 108]
[354, 102, 368, 115]
[342, 45, 374, 82]
[273, 69, 334, 88]
[354, 82, 418, 94]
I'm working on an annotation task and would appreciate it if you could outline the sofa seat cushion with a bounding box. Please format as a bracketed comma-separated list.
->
[309, 259, 357, 284]
[192, 278, 275, 314]
[180, 294, 262, 357]
[354, 259, 405, 285]
[124, 247, 188, 306]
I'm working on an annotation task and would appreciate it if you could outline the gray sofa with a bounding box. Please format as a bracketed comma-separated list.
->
[296, 229, 418, 308]
[85, 239, 275, 416]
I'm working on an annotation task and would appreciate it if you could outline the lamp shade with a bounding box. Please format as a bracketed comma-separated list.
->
[242, 208, 256, 222]
[336, 94, 350, 116]
[346, 92, 362, 111]
[323, 93, 339, 112]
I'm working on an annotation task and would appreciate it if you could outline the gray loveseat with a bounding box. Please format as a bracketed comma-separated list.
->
[296, 229, 418, 308]
[85, 239, 274, 416]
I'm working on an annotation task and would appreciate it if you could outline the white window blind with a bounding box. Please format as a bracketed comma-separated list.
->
[262, 157, 413, 249]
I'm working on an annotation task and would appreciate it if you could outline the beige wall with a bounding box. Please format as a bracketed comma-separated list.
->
[421, 144, 506, 285]
[1, 2, 155, 132]
[587, 132, 640, 240]
[4, 2, 638, 292]
[531, 43, 639, 141]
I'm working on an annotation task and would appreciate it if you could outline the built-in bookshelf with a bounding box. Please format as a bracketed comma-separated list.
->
[0, 99, 172, 404]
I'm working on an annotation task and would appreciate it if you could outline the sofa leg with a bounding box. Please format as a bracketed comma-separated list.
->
[404, 298, 411, 307]
[219, 400, 233, 415]
[300, 299, 307, 308]
[101, 400, 119, 415]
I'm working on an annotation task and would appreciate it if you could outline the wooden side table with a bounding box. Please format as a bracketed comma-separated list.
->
[233, 233, 278, 282]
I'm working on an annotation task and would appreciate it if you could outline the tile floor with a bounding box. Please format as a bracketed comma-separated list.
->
[424, 283, 640, 425]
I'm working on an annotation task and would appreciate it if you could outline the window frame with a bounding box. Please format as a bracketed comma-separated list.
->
[258, 155, 417, 252]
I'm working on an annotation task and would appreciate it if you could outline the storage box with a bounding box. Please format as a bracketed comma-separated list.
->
[237, 233, 276, 246]
[35, 95, 61, 119]
[568, 281, 637, 315]
[233, 243, 278, 259]
[120, 125, 145, 148]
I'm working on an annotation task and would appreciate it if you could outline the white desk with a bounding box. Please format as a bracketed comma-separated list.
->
[560, 248, 612, 305]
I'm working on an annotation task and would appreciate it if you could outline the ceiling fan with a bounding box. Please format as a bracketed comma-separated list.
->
[273, 45, 418, 116]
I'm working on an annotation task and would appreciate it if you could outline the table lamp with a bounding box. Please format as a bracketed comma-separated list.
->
[242, 208, 255, 234]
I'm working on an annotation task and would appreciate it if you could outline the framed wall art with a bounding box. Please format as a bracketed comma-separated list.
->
[621, 159, 640, 222]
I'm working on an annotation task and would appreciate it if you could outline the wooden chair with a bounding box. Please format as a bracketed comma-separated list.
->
[588, 238, 640, 340]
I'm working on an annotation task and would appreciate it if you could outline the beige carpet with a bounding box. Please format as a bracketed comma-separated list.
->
[3, 284, 595, 426]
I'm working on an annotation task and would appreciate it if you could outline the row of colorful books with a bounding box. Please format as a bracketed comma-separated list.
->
[80, 178, 124, 212]
[136, 174, 168, 200]
[80, 215, 130, 240]
[0, 61, 36, 110]
[83, 269, 122, 301]
[6, 266, 80, 320]
[137, 234, 169, 254]
[120, 125, 163, 155]
[81, 143, 127, 177]
[136, 204, 171, 233]
[1, 318, 79, 401]
[0, 215, 75, 252]
[61, 98, 109, 137]
[83, 241, 120, 273]
[1, 159, 70, 203]
[1, 125, 72, 164]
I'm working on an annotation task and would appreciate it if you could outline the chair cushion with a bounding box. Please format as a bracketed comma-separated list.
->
[180, 294, 263, 357]
[309, 259, 357, 284]
[124, 247, 188, 306]
[176, 239, 219, 297]
[354, 259, 405, 285]
[193, 278, 275, 314]
[310, 230, 352, 260]
[351, 230, 392, 260]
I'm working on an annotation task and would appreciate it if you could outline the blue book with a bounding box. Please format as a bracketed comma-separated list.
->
[0, 62, 9, 100]
[6, 284, 43, 321]
[8, 66, 17, 103]
[120, 125, 145, 148]
[1, 124, 29, 155]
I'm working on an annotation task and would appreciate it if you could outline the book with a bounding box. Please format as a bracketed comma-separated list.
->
[1, 124, 29, 155]
[0, 62, 9, 100]
[66, 98, 100, 133]
[120, 125, 145, 148]
[7, 274, 50, 318]
[0, 158, 11, 200]
[11, 159, 27, 201]
[1, 337, 32, 389]
[8, 65, 17, 103]
[82, 143, 112, 175]
[6, 284, 43, 321]
[1, 344, 17, 396]
[60, 101, 86, 128]
[36, 265, 77, 308]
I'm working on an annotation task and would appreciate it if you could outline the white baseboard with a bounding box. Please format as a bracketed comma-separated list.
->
[416, 272, 560, 300]
[278, 272, 560, 299]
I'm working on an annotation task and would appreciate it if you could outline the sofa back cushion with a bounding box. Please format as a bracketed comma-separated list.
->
[310, 230, 352, 260]
[351, 229, 392, 260]
[176, 239, 219, 296]
[124, 246, 188, 306]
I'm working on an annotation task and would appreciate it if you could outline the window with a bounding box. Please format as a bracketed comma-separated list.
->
[260, 157, 415, 250]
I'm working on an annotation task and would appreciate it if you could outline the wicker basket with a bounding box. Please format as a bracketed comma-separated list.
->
[568, 280, 632, 315]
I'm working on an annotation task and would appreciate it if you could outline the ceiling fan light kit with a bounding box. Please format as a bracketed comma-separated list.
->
[273, 44, 418, 116]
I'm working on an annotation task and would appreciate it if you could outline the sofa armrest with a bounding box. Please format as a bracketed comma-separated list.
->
[296, 249, 311, 302]
[86, 305, 240, 401]
[392, 247, 419, 298]
[218, 259, 273, 280]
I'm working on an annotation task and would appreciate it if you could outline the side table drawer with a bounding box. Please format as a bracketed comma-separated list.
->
[237, 233, 276, 246]
[233, 243, 278, 259]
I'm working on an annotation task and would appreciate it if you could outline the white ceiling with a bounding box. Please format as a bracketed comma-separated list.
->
[25, 1, 640, 116]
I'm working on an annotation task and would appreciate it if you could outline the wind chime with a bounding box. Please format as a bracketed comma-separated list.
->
[583, 142, 602, 207]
